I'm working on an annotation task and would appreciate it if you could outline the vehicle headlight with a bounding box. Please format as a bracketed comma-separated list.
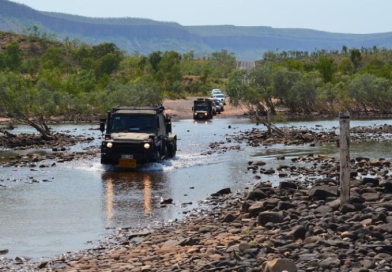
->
[204, 113, 208, 116]
[144, 143, 151, 149]
[107, 142, 113, 148]
[194, 113, 197, 116]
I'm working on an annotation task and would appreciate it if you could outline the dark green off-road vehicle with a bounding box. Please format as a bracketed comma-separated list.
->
[100, 106, 177, 168]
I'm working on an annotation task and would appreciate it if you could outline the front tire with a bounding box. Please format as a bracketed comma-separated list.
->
[167, 141, 177, 158]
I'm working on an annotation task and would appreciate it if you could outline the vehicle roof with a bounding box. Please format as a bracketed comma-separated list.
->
[114, 110, 157, 115]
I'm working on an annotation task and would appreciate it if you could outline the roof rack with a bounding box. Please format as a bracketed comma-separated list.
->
[112, 105, 165, 113]
[195, 98, 211, 102]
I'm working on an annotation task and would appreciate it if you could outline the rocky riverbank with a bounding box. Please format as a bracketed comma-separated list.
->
[2, 152, 392, 272]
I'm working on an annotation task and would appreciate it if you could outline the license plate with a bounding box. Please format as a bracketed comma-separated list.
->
[121, 155, 133, 159]
[119, 159, 137, 168]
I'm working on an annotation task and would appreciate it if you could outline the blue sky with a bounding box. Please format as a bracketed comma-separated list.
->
[12, 0, 392, 34]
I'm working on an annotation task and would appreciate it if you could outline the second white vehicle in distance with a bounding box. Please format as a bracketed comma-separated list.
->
[212, 93, 226, 105]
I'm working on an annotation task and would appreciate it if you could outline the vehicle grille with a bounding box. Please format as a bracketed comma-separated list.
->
[112, 143, 141, 154]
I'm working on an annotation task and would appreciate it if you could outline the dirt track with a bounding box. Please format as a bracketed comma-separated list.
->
[163, 97, 247, 120]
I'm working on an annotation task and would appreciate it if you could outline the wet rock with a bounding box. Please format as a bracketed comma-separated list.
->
[308, 185, 338, 200]
[161, 198, 174, 205]
[0, 249, 9, 255]
[38, 261, 49, 269]
[362, 177, 379, 186]
[260, 258, 298, 272]
[213, 188, 232, 196]
[258, 212, 283, 226]
[253, 161, 266, 166]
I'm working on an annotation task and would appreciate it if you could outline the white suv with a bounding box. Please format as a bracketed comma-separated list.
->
[213, 93, 226, 105]
[211, 89, 222, 96]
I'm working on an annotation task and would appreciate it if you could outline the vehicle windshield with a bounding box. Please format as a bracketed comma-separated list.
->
[195, 103, 208, 111]
[111, 114, 157, 133]
[215, 95, 225, 98]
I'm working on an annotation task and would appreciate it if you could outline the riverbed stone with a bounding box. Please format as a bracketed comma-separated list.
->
[258, 212, 284, 226]
[260, 258, 298, 272]
[308, 185, 338, 200]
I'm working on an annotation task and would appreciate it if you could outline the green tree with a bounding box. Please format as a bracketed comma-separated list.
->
[316, 57, 336, 83]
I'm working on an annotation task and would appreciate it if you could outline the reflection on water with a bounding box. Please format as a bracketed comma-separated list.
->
[100, 171, 169, 228]
[143, 175, 152, 216]
[105, 177, 114, 225]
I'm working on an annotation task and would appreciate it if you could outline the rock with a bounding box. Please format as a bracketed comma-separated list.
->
[253, 161, 266, 166]
[362, 177, 379, 186]
[249, 202, 265, 217]
[383, 181, 392, 193]
[341, 204, 356, 213]
[128, 231, 151, 240]
[38, 261, 48, 269]
[315, 205, 332, 213]
[247, 190, 267, 200]
[258, 212, 284, 226]
[290, 225, 306, 240]
[223, 213, 236, 223]
[279, 181, 298, 190]
[179, 238, 199, 246]
[376, 224, 392, 234]
[308, 185, 338, 200]
[319, 257, 341, 269]
[161, 240, 179, 250]
[161, 198, 173, 204]
[260, 258, 298, 272]
[239, 243, 251, 253]
[327, 199, 341, 210]
[277, 201, 296, 210]
[212, 188, 232, 196]
[362, 193, 380, 202]
[0, 249, 9, 255]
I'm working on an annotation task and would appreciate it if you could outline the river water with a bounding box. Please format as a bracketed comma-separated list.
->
[1, 118, 392, 260]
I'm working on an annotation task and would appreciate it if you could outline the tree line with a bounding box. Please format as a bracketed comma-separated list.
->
[227, 46, 392, 117]
[0, 29, 236, 137]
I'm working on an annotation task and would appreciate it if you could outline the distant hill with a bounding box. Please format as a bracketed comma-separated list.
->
[1, 0, 392, 60]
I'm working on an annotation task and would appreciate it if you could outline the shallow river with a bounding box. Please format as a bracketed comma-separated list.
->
[1, 118, 392, 260]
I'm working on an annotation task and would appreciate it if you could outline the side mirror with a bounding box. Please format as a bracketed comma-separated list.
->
[192, 107, 194, 111]
[100, 118, 106, 133]
[166, 116, 172, 133]
[166, 123, 172, 133]
[156, 117, 160, 129]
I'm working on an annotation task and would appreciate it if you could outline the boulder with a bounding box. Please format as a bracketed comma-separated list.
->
[362, 193, 380, 202]
[223, 213, 237, 223]
[279, 181, 298, 190]
[289, 225, 306, 240]
[247, 190, 267, 201]
[308, 185, 338, 200]
[362, 177, 379, 186]
[341, 204, 356, 213]
[260, 258, 298, 272]
[277, 201, 296, 210]
[258, 212, 284, 226]
[249, 202, 265, 217]
[212, 188, 231, 196]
